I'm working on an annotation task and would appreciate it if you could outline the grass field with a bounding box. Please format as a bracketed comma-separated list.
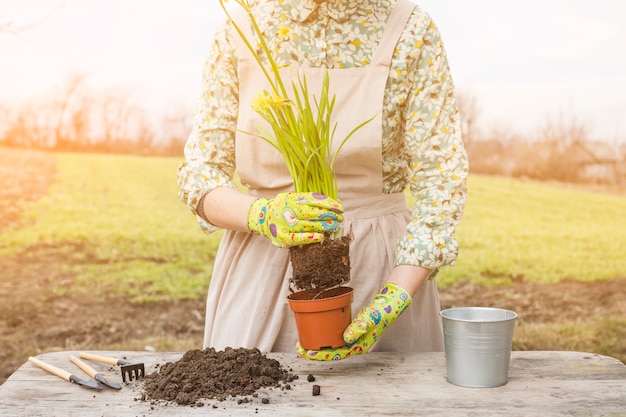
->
[5, 152, 625, 297]
[0, 149, 624, 383]
[1, 152, 223, 301]
[435, 175, 626, 287]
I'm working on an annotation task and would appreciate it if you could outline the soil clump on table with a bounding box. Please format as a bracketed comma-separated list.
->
[141, 347, 297, 406]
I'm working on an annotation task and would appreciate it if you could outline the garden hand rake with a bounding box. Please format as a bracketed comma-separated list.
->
[78, 352, 145, 383]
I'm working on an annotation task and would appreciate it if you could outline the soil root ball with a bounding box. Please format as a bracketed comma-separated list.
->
[289, 234, 351, 293]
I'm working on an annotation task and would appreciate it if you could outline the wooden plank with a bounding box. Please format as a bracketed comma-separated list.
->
[0, 351, 624, 416]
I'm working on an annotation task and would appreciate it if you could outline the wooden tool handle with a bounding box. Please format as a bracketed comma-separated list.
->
[79, 352, 119, 366]
[69, 354, 97, 378]
[28, 357, 71, 382]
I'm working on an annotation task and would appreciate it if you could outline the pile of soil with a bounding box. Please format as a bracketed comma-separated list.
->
[289, 234, 351, 295]
[141, 347, 297, 406]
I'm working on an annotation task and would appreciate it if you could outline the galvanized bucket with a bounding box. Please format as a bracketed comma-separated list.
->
[440, 307, 517, 388]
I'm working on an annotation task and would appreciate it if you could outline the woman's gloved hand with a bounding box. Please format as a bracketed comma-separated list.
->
[297, 282, 412, 361]
[296, 342, 363, 361]
[247, 192, 343, 248]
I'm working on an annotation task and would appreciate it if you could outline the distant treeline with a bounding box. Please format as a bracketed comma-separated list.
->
[0, 74, 189, 157]
[2, 76, 625, 185]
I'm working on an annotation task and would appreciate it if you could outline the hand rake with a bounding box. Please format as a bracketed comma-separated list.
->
[79, 352, 145, 383]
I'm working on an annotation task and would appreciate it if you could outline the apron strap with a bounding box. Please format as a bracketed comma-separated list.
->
[371, 0, 418, 67]
[227, 6, 255, 59]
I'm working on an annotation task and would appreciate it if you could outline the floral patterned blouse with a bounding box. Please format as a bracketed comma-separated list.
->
[177, 0, 469, 271]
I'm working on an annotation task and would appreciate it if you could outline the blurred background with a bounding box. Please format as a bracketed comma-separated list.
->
[1, 0, 625, 180]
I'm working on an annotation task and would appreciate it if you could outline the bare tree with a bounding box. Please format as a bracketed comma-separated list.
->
[456, 91, 481, 147]
[1, 101, 48, 148]
[0, 18, 18, 34]
[66, 95, 96, 147]
[97, 88, 156, 152]
[1, 4, 64, 34]
[159, 110, 192, 155]
[536, 112, 588, 147]
[530, 112, 591, 181]
[0, 103, 8, 140]
[53, 74, 89, 149]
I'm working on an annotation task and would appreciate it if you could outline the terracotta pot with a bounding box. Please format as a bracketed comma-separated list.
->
[287, 286, 354, 350]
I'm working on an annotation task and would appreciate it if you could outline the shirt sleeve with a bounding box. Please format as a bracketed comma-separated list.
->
[395, 17, 469, 272]
[177, 20, 240, 234]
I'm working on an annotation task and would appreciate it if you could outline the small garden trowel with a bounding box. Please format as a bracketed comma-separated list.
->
[69, 354, 122, 389]
[28, 356, 103, 390]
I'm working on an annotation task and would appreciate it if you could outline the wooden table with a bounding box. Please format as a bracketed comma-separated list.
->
[1, 350, 624, 416]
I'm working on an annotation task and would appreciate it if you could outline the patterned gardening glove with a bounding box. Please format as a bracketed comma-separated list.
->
[247, 192, 344, 248]
[298, 283, 412, 361]
[297, 342, 365, 361]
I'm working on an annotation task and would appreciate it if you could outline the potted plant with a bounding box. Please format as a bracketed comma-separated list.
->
[220, 0, 373, 349]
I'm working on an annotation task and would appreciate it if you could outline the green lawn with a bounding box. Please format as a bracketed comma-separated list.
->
[2, 152, 222, 301]
[4, 152, 626, 299]
[435, 175, 626, 287]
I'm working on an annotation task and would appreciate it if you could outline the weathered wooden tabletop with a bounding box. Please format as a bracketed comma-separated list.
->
[0, 350, 624, 416]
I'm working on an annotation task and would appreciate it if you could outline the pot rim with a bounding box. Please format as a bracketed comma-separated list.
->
[287, 286, 353, 301]
[440, 307, 518, 323]
[287, 286, 353, 313]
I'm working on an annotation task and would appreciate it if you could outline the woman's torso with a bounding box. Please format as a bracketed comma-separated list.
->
[229, 0, 430, 194]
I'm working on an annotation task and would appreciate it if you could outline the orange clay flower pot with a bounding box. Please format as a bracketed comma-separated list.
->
[287, 286, 354, 350]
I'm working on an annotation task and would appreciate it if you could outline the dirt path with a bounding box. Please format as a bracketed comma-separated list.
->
[0, 147, 623, 386]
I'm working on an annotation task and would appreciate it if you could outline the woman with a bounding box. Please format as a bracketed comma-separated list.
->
[177, 0, 468, 360]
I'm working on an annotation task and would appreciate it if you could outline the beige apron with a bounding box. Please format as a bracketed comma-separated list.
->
[203, 0, 443, 352]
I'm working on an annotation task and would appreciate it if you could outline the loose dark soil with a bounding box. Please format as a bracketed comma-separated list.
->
[289, 233, 351, 295]
[141, 347, 297, 406]
[0, 146, 624, 390]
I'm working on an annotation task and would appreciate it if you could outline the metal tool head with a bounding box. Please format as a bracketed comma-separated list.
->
[78, 353, 145, 383]
[118, 361, 145, 383]
[94, 373, 122, 390]
[69, 375, 103, 390]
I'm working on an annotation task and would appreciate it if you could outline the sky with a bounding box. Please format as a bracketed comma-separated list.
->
[1, 0, 625, 143]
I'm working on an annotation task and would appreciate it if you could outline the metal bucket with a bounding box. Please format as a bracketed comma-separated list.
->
[440, 307, 517, 388]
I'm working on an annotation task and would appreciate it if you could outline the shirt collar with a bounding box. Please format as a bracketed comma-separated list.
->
[287, 0, 360, 23]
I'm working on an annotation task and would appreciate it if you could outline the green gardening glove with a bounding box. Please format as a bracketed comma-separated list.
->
[297, 282, 412, 361]
[247, 192, 344, 248]
[297, 342, 365, 361]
